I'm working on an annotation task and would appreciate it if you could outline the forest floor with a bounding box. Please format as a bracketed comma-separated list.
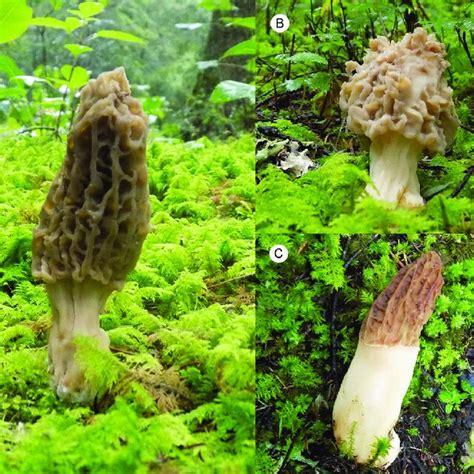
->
[0, 133, 255, 473]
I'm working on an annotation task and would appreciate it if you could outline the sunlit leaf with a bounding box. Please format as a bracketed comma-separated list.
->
[95, 29, 145, 45]
[60, 65, 89, 90]
[0, 55, 23, 79]
[0, 0, 32, 44]
[30, 17, 67, 30]
[64, 17, 82, 32]
[221, 17, 255, 29]
[211, 80, 255, 104]
[64, 43, 93, 57]
[222, 37, 256, 58]
[78, 2, 105, 18]
[198, 0, 233, 11]
[0, 87, 26, 99]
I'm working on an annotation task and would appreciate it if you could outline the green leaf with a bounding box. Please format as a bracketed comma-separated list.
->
[423, 182, 453, 199]
[0, 55, 23, 79]
[95, 29, 145, 45]
[64, 43, 93, 57]
[0, 87, 26, 99]
[64, 17, 82, 32]
[60, 65, 90, 90]
[30, 17, 67, 30]
[79, 1, 104, 17]
[0, 0, 33, 44]
[222, 37, 255, 58]
[276, 52, 328, 65]
[211, 80, 255, 104]
[221, 16, 255, 29]
[70, 2, 104, 19]
[198, 0, 233, 11]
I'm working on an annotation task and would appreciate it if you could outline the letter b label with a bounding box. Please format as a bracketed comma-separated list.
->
[270, 14, 290, 33]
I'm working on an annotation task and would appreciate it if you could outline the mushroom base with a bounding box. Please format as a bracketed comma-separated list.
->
[367, 134, 424, 208]
[46, 278, 113, 403]
[332, 341, 419, 468]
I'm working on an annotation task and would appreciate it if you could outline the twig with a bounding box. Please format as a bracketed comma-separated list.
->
[343, 235, 380, 269]
[17, 126, 56, 135]
[256, 125, 304, 145]
[286, 34, 296, 80]
[329, 290, 339, 381]
[460, 123, 474, 134]
[456, 27, 474, 67]
[450, 166, 474, 198]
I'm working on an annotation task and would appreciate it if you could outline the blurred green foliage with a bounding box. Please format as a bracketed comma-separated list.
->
[256, 234, 473, 472]
[256, 0, 474, 233]
[0, 0, 255, 139]
[0, 133, 255, 472]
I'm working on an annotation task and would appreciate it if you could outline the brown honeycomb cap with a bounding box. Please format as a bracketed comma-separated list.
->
[340, 28, 459, 153]
[32, 67, 150, 289]
[360, 251, 444, 347]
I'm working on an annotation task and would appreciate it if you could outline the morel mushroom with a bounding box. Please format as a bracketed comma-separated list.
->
[32, 67, 150, 402]
[332, 252, 443, 468]
[340, 28, 459, 207]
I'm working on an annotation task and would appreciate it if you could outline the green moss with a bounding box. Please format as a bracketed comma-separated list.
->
[0, 133, 255, 472]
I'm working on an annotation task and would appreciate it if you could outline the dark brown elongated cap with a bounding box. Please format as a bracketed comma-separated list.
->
[360, 251, 444, 346]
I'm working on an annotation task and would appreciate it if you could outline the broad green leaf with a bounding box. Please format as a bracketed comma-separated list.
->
[0, 87, 26, 99]
[64, 17, 82, 32]
[221, 17, 255, 29]
[0, 0, 33, 44]
[60, 65, 90, 90]
[423, 182, 453, 199]
[222, 37, 256, 58]
[30, 17, 67, 30]
[284, 78, 304, 92]
[211, 80, 255, 104]
[95, 29, 145, 45]
[64, 43, 93, 57]
[198, 0, 233, 11]
[0, 55, 23, 79]
[78, 2, 105, 18]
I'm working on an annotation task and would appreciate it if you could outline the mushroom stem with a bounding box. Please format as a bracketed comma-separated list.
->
[367, 133, 424, 207]
[46, 278, 113, 403]
[333, 342, 418, 467]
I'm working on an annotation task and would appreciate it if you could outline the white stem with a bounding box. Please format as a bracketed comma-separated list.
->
[367, 133, 424, 208]
[46, 278, 112, 403]
[332, 341, 419, 468]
